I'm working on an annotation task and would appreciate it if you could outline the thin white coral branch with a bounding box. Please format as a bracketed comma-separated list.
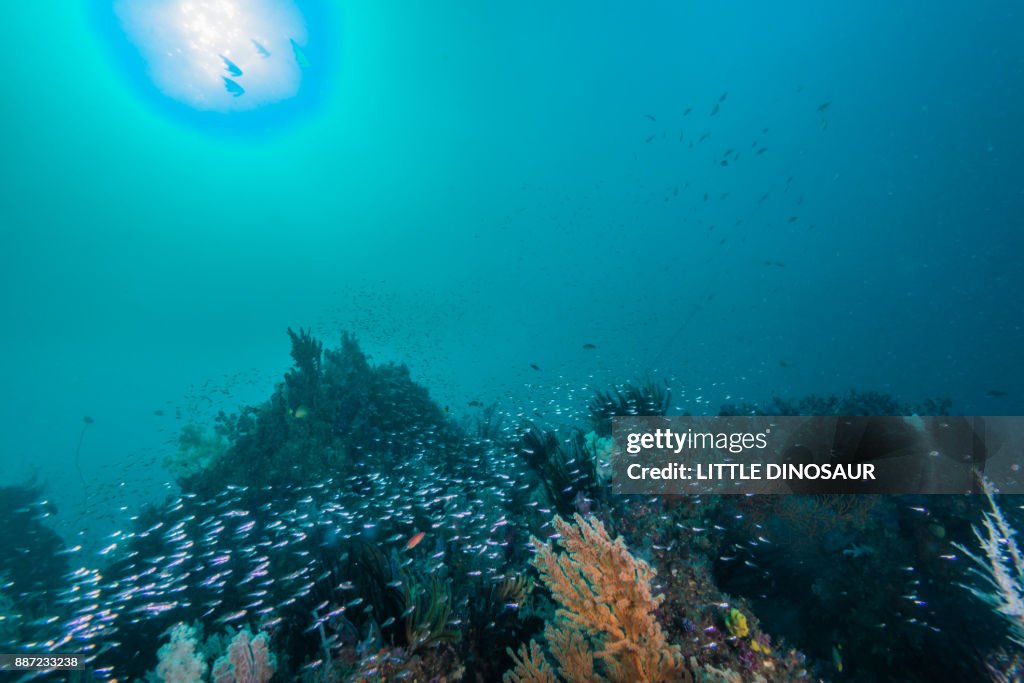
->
[954, 476, 1024, 646]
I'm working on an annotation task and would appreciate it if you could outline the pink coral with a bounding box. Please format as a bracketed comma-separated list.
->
[155, 623, 207, 683]
[211, 628, 276, 683]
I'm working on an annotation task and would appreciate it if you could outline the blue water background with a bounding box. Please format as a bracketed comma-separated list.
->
[0, 1, 1021, 534]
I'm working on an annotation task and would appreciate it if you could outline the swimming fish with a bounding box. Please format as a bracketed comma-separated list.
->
[405, 531, 426, 550]
[252, 39, 271, 58]
[291, 38, 311, 69]
[220, 55, 243, 77]
[222, 77, 245, 97]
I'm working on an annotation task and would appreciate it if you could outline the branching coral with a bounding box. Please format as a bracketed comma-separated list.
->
[954, 476, 1024, 646]
[505, 514, 687, 683]
[211, 627, 276, 683]
[155, 622, 207, 683]
[506, 640, 559, 683]
[153, 624, 275, 683]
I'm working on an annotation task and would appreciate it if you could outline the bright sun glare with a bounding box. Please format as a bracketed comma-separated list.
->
[114, 0, 310, 112]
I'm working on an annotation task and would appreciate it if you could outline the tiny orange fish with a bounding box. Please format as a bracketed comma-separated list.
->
[406, 531, 426, 550]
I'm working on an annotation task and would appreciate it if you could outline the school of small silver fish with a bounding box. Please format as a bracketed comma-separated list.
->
[23, 443, 545, 680]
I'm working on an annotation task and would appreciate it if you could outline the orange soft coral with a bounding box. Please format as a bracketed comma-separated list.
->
[506, 514, 687, 683]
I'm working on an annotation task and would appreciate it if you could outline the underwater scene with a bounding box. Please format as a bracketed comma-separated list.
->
[1, 1, 1023, 681]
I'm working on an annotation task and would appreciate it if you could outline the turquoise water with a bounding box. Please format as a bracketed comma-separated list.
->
[1, 2, 1022, 680]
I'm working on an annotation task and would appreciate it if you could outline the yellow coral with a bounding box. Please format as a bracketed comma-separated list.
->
[504, 514, 687, 683]
[724, 608, 748, 638]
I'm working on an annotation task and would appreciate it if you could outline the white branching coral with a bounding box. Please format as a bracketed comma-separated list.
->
[954, 476, 1024, 646]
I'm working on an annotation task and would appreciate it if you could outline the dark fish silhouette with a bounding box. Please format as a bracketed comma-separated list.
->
[252, 39, 271, 58]
[582, 343, 597, 350]
[711, 103, 720, 116]
[530, 363, 540, 371]
[223, 77, 245, 97]
[683, 107, 692, 116]
[291, 38, 310, 69]
[817, 100, 832, 112]
[220, 55, 242, 77]
[645, 114, 657, 122]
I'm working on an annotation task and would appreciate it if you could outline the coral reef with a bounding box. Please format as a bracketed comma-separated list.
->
[153, 624, 275, 683]
[589, 380, 671, 437]
[39, 333, 987, 683]
[0, 483, 68, 649]
[0, 578, 18, 647]
[718, 389, 951, 417]
[211, 628, 276, 683]
[403, 569, 461, 651]
[155, 623, 207, 683]
[506, 514, 686, 683]
[517, 427, 601, 516]
[164, 423, 229, 479]
[954, 476, 1024, 646]
[182, 330, 464, 492]
[724, 609, 748, 639]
